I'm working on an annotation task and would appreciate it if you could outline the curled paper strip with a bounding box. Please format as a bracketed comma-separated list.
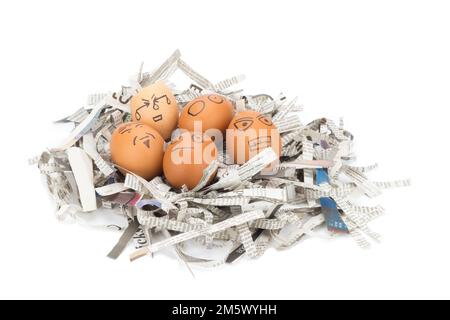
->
[33, 50, 410, 269]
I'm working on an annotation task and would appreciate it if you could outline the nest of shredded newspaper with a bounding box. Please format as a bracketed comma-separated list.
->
[31, 50, 410, 268]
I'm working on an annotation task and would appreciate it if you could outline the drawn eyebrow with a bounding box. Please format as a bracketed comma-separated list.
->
[152, 94, 171, 108]
[135, 123, 144, 128]
[133, 136, 137, 145]
[141, 133, 156, 139]
[236, 117, 253, 121]
[119, 128, 132, 134]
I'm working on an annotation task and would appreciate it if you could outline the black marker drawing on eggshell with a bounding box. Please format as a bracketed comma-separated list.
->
[207, 94, 224, 104]
[134, 94, 170, 121]
[187, 100, 206, 116]
[133, 132, 155, 149]
[233, 117, 254, 131]
[152, 94, 171, 110]
[257, 114, 273, 126]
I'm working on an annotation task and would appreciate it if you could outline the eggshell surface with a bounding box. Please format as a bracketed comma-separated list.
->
[163, 132, 218, 190]
[226, 110, 281, 164]
[110, 122, 165, 180]
[130, 81, 179, 140]
[179, 94, 234, 135]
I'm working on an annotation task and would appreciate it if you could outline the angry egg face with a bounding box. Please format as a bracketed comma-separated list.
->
[130, 81, 179, 140]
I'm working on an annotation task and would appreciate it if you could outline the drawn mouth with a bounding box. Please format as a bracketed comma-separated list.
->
[248, 136, 272, 151]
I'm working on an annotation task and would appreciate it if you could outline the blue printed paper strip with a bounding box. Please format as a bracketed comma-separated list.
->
[316, 168, 349, 233]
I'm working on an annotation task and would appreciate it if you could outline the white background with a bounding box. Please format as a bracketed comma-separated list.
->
[0, 0, 449, 300]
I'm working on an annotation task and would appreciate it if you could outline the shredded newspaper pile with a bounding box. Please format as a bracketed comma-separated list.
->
[31, 50, 410, 268]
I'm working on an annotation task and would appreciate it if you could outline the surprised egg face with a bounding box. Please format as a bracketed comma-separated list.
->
[179, 94, 234, 135]
[226, 110, 281, 164]
[130, 81, 179, 140]
[110, 122, 165, 180]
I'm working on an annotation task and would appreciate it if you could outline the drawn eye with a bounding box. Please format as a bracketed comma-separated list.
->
[257, 115, 272, 126]
[233, 118, 254, 131]
[150, 95, 159, 110]
[187, 100, 206, 116]
[207, 94, 224, 104]
[133, 133, 155, 148]
[152, 94, 171, 108]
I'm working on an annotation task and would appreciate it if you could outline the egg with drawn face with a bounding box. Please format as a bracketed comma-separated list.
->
[110, 122, 165, 180]
[226, 110, 281, 164]
[163, 131, 218, 190]
[179, 94, 234, 135]
[130, 81, 179, 140]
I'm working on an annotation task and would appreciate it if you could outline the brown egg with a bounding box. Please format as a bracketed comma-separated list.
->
[130, 81, 179, 140]
[163, 131, 218, 190]
[226, 110, 281, 164]
[179, 94, 234, 136]
[110, 122, 165, 180]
